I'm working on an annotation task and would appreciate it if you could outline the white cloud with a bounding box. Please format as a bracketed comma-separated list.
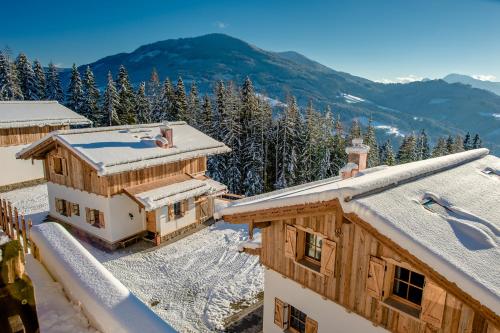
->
[376, 74, 424, 84]
[54, 63, 64, 68]
[215, 21, 228, 29]
[472, 74, 497, 81]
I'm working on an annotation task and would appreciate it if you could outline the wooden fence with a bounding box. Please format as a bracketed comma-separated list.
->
[0, 198, 32, 254]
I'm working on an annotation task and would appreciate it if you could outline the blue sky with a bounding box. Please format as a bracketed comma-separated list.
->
[2, 0, 500, 82]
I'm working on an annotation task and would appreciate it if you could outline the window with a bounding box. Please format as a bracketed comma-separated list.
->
[72, 203, 80, 216]
[422, 198, 449, 215]
[392, 266, 425, 307]
[174, 202, 182, 218]
[305, 233, 322, 262]
[55, 198, 68, 216]
[53, 157, 64, 175]
[289, 306, 307, 333]
[86, 208, 105, 228]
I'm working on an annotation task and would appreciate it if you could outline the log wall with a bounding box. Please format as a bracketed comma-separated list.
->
[257, 202, 499, 333]
[45, 144, 207, 196]
[0, 125, 69, 147]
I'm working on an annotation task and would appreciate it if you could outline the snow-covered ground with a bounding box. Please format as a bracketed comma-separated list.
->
[1, 184, 264, 333]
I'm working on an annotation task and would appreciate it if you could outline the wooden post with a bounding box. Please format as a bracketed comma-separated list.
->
[7, 201, 13, 238]
[21, 214, 28, 254]
[0, 198, 4, 231]
[249, 221, 254, 240]
[7, 203, 15, 240]
[14, 207, 20, 241]
[2, 199, 7, 235]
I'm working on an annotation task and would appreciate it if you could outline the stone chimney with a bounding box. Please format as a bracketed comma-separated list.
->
[339, 138, 370, 179]
[156, 123, 174, 148]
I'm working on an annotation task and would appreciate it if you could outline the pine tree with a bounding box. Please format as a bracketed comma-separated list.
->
[66, 63, 84, 113]
[146, 68, 161, 119]
[364, 116, 380, 167]
[81, 66, 101, 125]
[463, 132, 473, 151]
[187, 81, 200, 127]
[297, 99, 317, 183]
[200, 94, 213, 137]
[116, 65, 136, 124]
[416, 129, 431, 160]
[135, 82, 151, 123]
[102, 71, 120, 126]
[446, 135, 454, 154]
[156, 78, 176, 121]
[347, 118, 362, 144]
[432, 137, 448, 157]
[331, 115, 347, 175]
[174, 77, 188, 121]
[317, 107, 335, 179]
[451, 135, 464, 153]
[240, 77, 264, 195]
[32, 60, 46, 100]
[46, 62, 64, 102]
[15, 53, 36, 100]
[275, 95, 300, 189]
[397, 134, 417, 164]
[0, 51, 23, 100]
[472, 134, 482, 149]
[379, 140, 396, 166]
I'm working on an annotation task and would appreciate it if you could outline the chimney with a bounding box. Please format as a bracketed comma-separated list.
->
[156, 123, 174, 148]
[339, 138, 370, 179]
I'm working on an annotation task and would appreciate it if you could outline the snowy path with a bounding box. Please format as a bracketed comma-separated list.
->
[1, 184, 264, 333]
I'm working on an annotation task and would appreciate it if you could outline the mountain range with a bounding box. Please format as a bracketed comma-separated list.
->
[64, 33, 500, 153]
[443, 73, 500, 96]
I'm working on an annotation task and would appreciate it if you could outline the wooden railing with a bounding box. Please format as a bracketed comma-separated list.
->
[0, 198, 32, 254]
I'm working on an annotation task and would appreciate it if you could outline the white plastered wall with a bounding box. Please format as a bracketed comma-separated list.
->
[156, 197, 197, 236]
[263, 269, 387, 333]
[48, 182, 145, 243]
[0, 145, 44, 187]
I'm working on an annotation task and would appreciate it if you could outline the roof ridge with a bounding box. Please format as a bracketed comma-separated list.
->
[52, 122, 188, 136]
[0, 100, 59, 104]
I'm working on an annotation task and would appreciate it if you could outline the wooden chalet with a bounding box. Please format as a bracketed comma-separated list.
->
[0, 101, 91, 189]
[18, 122, 230, 249]
[219, 141, 500, 333]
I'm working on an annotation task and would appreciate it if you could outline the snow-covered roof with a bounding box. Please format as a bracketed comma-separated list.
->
[219, 149, 500, 315]
[18, 122, 231, 176]
[124, 174, 227, 211]
[30, 222, 176, 333]
[0, 101, 91, 129]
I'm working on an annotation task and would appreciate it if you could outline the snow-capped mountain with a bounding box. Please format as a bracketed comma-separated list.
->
[443, 73, 500, 96]
[62, 34, 500, 153]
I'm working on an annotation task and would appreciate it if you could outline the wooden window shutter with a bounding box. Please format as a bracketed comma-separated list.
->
[320, 239, 337, 276]
[55, 198, 61, 211]
[99, 211, 105, 228]
[62, 158, 68, 176]
[181, 199, 188, 215]
[305, 317, 318, 333]
[168, 204, 174, 220]
[284, 225, 297, 258]
[85, 207, 91, 224]
[366, 256, 386, 299]
[49, 157, 55, 174]
[66, 201, 72, 217]
[420, 280, 447, 328]
[274, 298, 288, 329]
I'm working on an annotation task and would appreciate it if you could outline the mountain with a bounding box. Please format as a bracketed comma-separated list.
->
[66, 34, 500, 153]
[443, 73, 500, 96]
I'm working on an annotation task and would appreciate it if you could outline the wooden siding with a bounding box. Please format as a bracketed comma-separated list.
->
[251, 200, 499, 333]
[0, 125, 68, 147]
[45, 144, 207, 196]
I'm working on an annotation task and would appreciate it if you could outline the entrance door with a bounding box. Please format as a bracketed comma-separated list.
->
[146, 211, 157, 232]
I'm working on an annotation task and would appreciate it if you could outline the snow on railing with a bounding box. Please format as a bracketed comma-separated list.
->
[30, 222, 177, 333]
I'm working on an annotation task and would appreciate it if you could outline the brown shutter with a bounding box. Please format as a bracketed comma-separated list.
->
[274, 298, 288, 329]
[62, 158, 68, 176]
[284, 225, 297, 259]
[85, 207, 91, 224]
[168, 204, 174, 220]
[49, 157, 55, 175]
[421, 280, 447, 328]
[181, 199, 188, 216]
[99, 211, 105, 228]
[320, 239, 336, 276]
[305, 317, 318, 333]
[66, 201, 72, 217]
[366, 256, 386, 299]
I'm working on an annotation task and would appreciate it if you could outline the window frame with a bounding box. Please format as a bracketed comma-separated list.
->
[288, 305, 307, 333]
[53, 156, 64, 175]
[72, 203, 80, 216]
[55, 198, 69, 216]
[88, 208, 104, 228]
[304, 232, 322, 266]
[173, 202, 182, 218]
[390, 265, 425, 309]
